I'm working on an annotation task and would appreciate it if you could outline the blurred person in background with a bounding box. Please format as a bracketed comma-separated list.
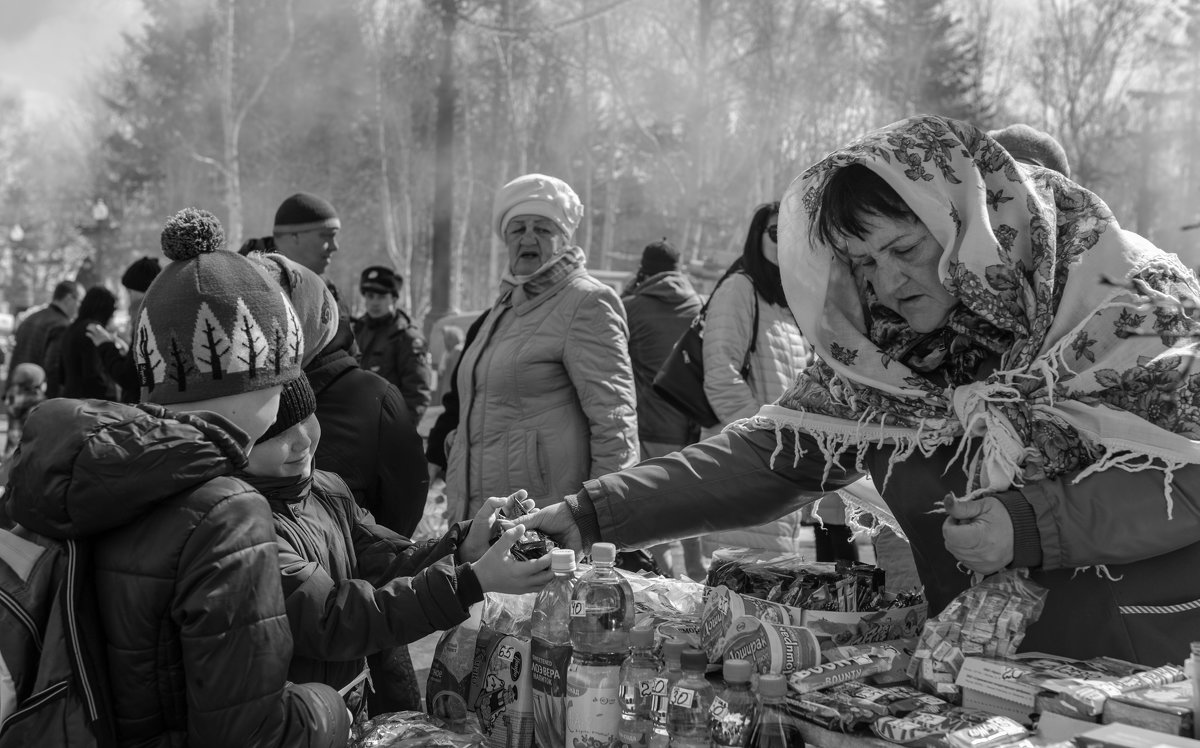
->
[621, 238, 707, 579]
[432, 324, 465, 406]
[87, 256, 162, 403]
[352, 266, 433, 421]
[699, 202, 838, 557]
[5, 280, 81, 399]
[438, 173, 639, 523]
[58, 285, 118, 400]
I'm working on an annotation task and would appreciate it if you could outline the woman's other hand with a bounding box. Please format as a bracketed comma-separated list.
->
[942, 495, 1014, 574]
[515, 501, 584, 554]
[85, 323, 117, 347]
[472, 524, 555, 594]
[459, 490, 533, 562]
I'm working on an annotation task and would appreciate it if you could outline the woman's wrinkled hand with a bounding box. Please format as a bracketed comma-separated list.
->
[942, 495, 1014, 575]
[514, 501, 584, 554]
[472, 524, 555, 595]
[85, 323, 117, 348]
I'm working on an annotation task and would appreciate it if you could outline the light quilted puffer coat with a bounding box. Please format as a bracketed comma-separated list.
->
[444, 267, 639, 518]
[701, 271, 814, 553]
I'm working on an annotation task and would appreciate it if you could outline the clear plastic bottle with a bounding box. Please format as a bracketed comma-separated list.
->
[565, 542, 635, 746]
[618, 626, 660, 748]
[667, 648, 714, 748]
[646, 639, 687, 748]
[709, 659, 759, 748]
[750, 674, 805, 748]
[531, 549, 577, 748]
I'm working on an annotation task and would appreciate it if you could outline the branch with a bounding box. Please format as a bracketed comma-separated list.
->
[233, 0, 296, 135]
[452, 0, 635, 37]
[173, 129, 231, 178]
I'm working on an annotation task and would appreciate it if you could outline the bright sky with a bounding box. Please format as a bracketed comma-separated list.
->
[0, 0, 144, 116]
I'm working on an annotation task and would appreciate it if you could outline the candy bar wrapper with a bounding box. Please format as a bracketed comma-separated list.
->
[1044, 664, 1185, 717]
[787, 651, 896, 695]
[872, 707, 1003, 748]
[828, 683, 951, 718]
[720, 615, 821, 675]
[944, 715, 1028, 748]
[784, 690, 878, 732]
[824, 642, 917, 686]
[699, 585, 800, 661]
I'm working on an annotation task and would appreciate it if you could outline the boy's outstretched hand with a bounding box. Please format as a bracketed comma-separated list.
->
[459, 491, 534, 563]
[472, 525, 555, 595]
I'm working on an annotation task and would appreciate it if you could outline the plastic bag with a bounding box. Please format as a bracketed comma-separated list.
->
[353, 710, 484, 748]
[907, 570, 1048, 700]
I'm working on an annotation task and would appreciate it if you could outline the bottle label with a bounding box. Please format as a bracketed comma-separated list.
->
[709, 696, 755, 747]
[566, 660, 622, 747]
[648, 676, 671, 720]
[709, 696, 729, 718]
[531, 639, 573, 748]
[669, 685, 696, 709]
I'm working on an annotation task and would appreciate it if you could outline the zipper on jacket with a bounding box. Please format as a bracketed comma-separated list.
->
[0, 679, 69, 731]
[63, 540, 99, 720]
[0, 587, 40, 652]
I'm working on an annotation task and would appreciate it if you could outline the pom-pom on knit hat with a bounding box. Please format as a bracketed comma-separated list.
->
[120, 257, 162, 293]
[492, 174, 584, 240]
[273, 193, 341, 234]
[251, 253, 337, 367]
[135, 207, 304, 404]
[256, 374, 316, 444]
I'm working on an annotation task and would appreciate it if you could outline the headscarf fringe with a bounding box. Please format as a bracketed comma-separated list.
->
[1071, 565, 1125, 582]
[1074, 447, 1183, 520]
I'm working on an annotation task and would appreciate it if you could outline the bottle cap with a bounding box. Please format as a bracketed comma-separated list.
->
[681, 649, 708, 672]
[550, 549, 576, 573]
[757, 673, 787, 698]
[630, 626, 655, 649]
[723, 659, 753, 683]
[590, 542, 616, 564]
[662, 638, 687, 666]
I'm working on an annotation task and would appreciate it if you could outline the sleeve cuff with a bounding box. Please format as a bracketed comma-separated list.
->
[997, 490, 1043, 569]
[455, 563, 484, 607]
[566, 486, 603, 550]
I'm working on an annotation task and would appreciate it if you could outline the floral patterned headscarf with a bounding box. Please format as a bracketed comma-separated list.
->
[765, 116, 1200, 512]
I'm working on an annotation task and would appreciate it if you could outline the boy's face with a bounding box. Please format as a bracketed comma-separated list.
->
[174, 386, 282, 444]
[246, 414, 320, 478]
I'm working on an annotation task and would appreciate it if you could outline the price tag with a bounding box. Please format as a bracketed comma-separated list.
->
[569, 600, 585, 617]
[496, 644, 516, 663]
[649, 677, 670, 714]
[670, 686, 696, 708]
[710, 696, 729, 718]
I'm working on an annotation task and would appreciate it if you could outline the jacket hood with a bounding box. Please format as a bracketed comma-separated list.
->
[625, 271, 696, 304]
[6, 399, 250, 539]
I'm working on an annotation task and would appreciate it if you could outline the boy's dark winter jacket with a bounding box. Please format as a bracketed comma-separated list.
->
[6, 399, 350, 748]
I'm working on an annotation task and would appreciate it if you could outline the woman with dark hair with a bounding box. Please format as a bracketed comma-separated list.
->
[520, 115, 1200, 666]
[58, 285, 118, 399]
[699, 201, 818, 554]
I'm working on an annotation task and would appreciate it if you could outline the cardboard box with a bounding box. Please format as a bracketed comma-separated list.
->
[1103, 680, 1194, 737]
[1075, 722, 1200, 748]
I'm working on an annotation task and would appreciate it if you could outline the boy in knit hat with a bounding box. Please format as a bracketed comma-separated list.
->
[6, 208, 351, 747]
[243, 374, 554, 717]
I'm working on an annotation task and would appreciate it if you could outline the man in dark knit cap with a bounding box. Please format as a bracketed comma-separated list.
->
[352, 265, 432, 421]
[87, 256, 163, 402]
[272, 192, 341, 276]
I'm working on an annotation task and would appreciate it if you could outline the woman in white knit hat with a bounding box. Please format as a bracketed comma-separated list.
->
[440, 173, 639, 522]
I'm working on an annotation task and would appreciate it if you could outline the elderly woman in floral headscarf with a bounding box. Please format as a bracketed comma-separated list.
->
[519, 116, 1200, 666]
[440, 174, 639, 521]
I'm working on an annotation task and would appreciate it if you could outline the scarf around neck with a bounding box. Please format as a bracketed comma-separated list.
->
[499, 245, 586, 301]
[760, 115, 1200, 515]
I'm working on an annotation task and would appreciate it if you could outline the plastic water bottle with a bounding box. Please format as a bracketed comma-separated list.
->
[646, 640, 686, 748]
[531, 549, 577, 748]
[565, 542, 635, 746]
[617, 626, 660, 748]
[709, 659, 759, 747]
[750, 674, 805, 748]
[667, 648, 714, 747]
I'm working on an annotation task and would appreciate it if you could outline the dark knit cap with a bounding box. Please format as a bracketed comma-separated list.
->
[256, 375, 317, 444]
[987, 124, 1071, 178]
[273, 193, 341, 234]
[640, 239, 681, 276]
[121, 257, 162, 293]
[136, 208, 304, 404]
[360, 265, 401, 296]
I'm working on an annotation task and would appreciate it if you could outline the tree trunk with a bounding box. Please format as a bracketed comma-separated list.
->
[374, 45, 406, 309]
[219, 0, 242, 248]
[428, 0, 457, 335]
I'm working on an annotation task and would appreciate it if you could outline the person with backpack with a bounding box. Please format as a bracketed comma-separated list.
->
[698, 201, 822, 555]
[3, 208, 351, 747]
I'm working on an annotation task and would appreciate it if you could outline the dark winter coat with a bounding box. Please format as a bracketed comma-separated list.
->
[58, 318, 117, 400]
[5, 304, 70, 398]
[6, 399, 351, 748]
[353, 310, 432, 422]
[307, 328, 428, 536]
[621, 271, 702, 445]
[95, 341, 141, 403]
[252, 469, 482, 705]
[566, 424, 1200, 667]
